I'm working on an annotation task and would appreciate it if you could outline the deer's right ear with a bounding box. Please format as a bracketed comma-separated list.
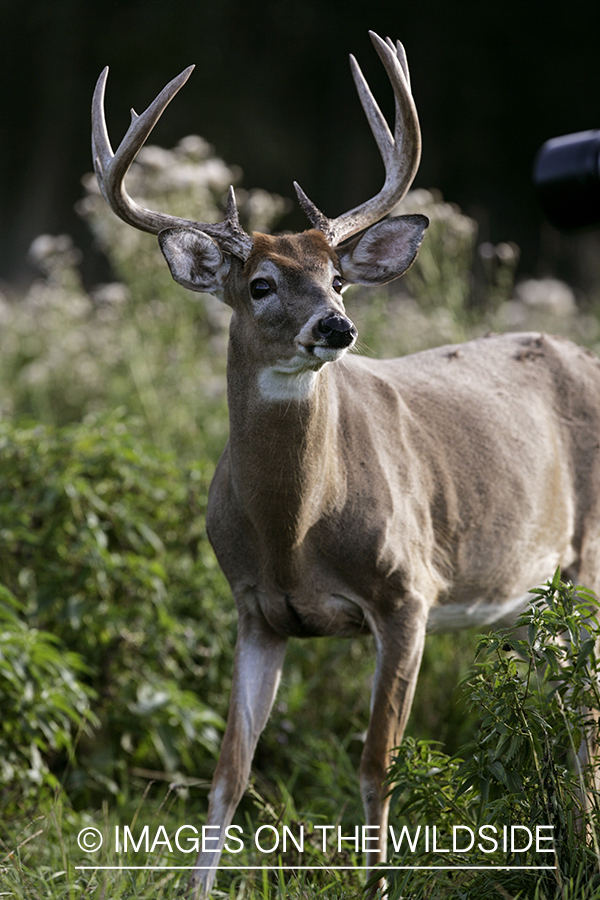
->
[159, 227, 231, 295]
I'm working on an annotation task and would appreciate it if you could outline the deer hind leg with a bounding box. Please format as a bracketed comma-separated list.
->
[360, 599, 428, 897]
[189, 611, 287, 899]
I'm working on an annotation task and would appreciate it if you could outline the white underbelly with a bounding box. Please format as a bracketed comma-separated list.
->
[426, 591, 532, 633]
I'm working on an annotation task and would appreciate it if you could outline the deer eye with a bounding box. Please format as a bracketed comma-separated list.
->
[332, 276, 344, 294]
[250, 278, 272, 300]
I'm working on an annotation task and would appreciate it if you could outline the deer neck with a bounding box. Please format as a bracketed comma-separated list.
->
[226, 342, 343, 563]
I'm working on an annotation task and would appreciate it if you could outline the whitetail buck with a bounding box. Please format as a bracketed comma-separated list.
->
[92, 32, 600, 897]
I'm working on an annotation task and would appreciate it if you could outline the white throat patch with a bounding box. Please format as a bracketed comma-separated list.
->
[257, 364, 320, 402]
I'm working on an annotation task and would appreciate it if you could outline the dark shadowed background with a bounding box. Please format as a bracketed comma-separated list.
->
[1, 0, 600, 294]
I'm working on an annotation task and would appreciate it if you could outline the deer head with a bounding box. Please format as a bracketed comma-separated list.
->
[92, 33, 428, 342]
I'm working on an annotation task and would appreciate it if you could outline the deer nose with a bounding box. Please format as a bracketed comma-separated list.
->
[316, 314, 357, 349]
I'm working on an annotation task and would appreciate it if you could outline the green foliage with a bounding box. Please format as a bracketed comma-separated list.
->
[5, 575, 600, 900]
[0, 415, 234, 804]
[386, 573, 600, 900]
[0, 585, 95, 809]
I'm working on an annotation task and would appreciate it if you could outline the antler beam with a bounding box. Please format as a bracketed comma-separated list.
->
[92, 66, 253, 259]
[294, 31, 422, 247]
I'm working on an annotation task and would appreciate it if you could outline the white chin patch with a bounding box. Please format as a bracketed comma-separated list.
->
[312, 345, 348, 363]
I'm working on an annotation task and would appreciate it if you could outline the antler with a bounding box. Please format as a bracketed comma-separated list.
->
[92, 66, 254, 260]
[294, 31, 422, 248]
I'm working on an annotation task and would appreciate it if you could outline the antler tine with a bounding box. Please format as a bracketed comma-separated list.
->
[294, 31, 421, 248]
[387, 37, 410, 91]
[370, 32, 421, 187]
[349, 51, 394, 170]
[91, 67, 253, 259]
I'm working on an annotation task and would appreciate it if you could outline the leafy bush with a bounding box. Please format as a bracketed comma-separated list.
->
[0, 415, 234, 803]
[386, 572, 600, 900]
[0, 585, 94, 811]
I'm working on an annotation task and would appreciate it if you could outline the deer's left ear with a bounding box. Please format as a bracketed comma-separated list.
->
[337, 214, 429, 286]
[159, 226, 231, 295]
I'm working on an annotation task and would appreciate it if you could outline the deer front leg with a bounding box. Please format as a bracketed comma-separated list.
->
[360, 600, 427, 896]
[189, 611, 288, 899]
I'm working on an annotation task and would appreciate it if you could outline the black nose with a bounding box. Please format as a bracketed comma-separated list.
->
[316, 314, 357, 349]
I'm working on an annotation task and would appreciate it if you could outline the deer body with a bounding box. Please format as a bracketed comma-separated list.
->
[91, 35, 600, 897]
[213, 326, 599, 642]
[195, 237, 600, 893]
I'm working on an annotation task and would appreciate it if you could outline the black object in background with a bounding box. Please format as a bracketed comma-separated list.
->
[534, 129, 600, 230]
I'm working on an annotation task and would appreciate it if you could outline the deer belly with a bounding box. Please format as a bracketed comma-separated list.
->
[426, 592, 531, 632]
[426, 540, 577, 633]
